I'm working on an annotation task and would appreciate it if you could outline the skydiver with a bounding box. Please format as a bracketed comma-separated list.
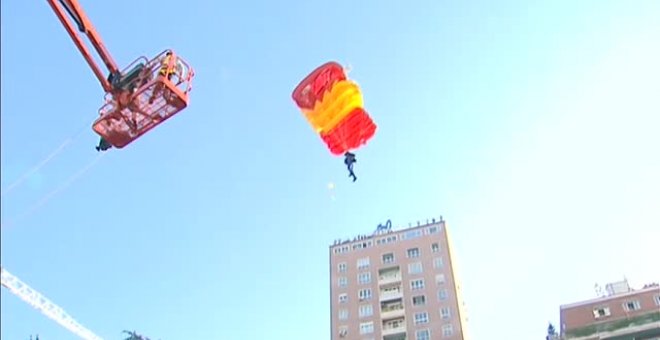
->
[344, 151, 357, 182]
[95, 137, 112, 152]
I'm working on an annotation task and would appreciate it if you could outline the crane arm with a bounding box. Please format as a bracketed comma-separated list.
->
[1, 266, 103, 340]
[46, 0, 119, 93]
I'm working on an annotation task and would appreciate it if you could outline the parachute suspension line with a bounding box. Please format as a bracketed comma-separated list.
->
[340, 116, 351, 154]
[1, 123, 90, 198]
[344, 63, 352, 76]
[1, 152, 107, 229]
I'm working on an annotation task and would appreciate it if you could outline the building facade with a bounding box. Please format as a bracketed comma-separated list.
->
[559, 280, 660, 339]
[329, 218, 467, 340]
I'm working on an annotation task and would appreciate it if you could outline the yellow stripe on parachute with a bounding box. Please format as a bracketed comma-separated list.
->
[302, 80, 364, 133]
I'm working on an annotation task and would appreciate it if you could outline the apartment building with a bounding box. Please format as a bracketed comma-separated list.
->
[559, 280, 660, 339]
[329, 218, 467, 340]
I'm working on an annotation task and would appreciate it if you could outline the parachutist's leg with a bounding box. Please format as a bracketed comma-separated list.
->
[96, 137, 113, 152]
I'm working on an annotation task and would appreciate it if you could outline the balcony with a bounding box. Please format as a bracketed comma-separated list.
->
[382, 318, 407, 337]
[378, 266, 401, 286]
[383, 334, 406, 340]
[381, 301, 405, 320]
[564, 311, 660, 339]
[379, 287, 403, 301]
[378, 273, 402, 286]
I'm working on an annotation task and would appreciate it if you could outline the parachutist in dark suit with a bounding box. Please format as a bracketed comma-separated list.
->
[344, 152, 357, 182]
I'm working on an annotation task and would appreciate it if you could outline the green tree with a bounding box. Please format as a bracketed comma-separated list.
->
[546, 322, 558, 340]
[123, 330, 151, 340]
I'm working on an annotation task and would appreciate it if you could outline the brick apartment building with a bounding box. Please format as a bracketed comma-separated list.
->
[328, 218, 468, 340]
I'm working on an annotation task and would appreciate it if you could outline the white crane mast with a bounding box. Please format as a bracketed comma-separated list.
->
[1, 266, 104, 340]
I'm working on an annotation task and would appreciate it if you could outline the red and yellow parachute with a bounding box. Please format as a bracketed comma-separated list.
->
[292, 62, 377, 155]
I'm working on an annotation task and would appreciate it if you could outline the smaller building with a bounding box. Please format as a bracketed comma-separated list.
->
[559, 280, 660, 339]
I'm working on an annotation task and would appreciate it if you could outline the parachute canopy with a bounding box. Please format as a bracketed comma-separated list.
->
[292, 62, 377, 156]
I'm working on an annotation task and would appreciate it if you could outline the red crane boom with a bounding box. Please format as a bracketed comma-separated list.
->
[47, 0, 118, 93]
[46, 0, 195, 149]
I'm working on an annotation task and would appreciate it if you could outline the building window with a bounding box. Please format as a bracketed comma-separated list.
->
[338, 262, 347, 273]
[377, 235, 398, 245]
[408, 262, 423, 274]
[353, 240, 373, 250]
[339, 293, 348, 303]
[416, 329, 431, 340]
[382, 253, 395, 264]
[412, 295, 426, 306]
[338, 277, 347, 287]
[655, 295, 660, 306]
[338, 309, 348, 320]
[411, 279, 425, 290]
[442, 324, 454, 337]
[359, 322, 374, 335]
[359, 288, 372, 301]
[435, 274, 446, 285]
[438, 289, 448, 300]
[433, 257, 444, 269]
[414, 312, 429, 324]
[428, 226, 439, 234]
[359, 304, 373, 318]
[431, 243, 439, 252]
[407, 247, 420, 258]
[592, 307, 610, 318]
[358, 272, 372, 285]
[623, 300, 641, 312]
[440, 307, 451, 319]
[357, 257, 370, 270]
[402, 229, 423, 240]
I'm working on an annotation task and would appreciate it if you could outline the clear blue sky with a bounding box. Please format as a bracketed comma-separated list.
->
[2, 0, 659, 339]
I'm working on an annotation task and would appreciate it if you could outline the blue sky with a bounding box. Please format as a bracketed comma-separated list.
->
[2, 0, 659, 339]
